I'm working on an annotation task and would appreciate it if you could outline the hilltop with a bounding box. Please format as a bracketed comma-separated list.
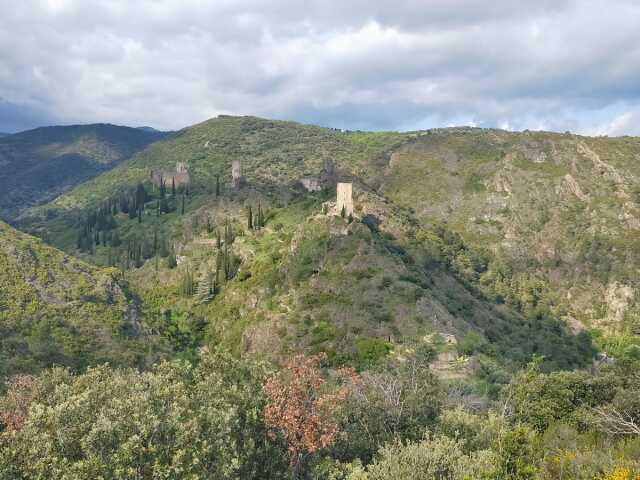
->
[0, 123, 167, 220]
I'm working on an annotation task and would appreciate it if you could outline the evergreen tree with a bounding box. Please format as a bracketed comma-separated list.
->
[166, 253, 177, 269]
[181, 194, 185, 215]
[340, 205, 346, 219]
[159, 234, 169, 257]
[179, 266, 195, 296]
[247, 205, 253, 230]
[111, 231, 122, 247]
[171, 177, 176, 197]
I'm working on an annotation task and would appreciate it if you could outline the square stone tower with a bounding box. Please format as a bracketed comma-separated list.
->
[231, 159, 243, 189]
[336, 182, 353, 216]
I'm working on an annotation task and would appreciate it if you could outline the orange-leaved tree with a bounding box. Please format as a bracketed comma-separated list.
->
[0, 375, 35, 432]
[263, 353, 357, 479]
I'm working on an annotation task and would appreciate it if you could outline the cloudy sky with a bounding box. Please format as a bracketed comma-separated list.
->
[1, 0, 640, 135]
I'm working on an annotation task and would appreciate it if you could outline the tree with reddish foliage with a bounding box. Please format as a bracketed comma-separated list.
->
[0, 375, 35, 432]
[263, 353, 358, 479]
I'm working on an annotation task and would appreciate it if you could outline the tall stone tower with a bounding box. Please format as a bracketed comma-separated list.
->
[231, 160, 243, 189]
[336, 182, 353, 216]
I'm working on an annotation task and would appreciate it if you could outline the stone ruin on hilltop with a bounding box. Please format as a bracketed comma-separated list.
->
[322, 181, 355, 218]
[300, 159, 338, 192]
[336, 182, 354, 216]
[150, 161, 191, 189]
[231, 159, 245, 189]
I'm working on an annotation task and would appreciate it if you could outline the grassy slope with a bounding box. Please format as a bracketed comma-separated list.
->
[0, 221, 166, 380]
[0, 123, 167, 220]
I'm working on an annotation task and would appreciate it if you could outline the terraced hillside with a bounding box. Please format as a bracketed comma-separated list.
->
[0, 123, 167, 220]
[0, 221, 166, 381]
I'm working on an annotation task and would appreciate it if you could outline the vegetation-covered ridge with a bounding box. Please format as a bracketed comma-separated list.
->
[0, 220, 166, 380]
[16, 116, 597, 377]
[0, 123, 167, 220]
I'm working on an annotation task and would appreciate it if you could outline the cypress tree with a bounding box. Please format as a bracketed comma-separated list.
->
[171, 177, 176, 197]
[340, 205, 346, 219]
[181, 194, 185, 215]
[247, 205, 253, 230]
[153, 230, 158, 256]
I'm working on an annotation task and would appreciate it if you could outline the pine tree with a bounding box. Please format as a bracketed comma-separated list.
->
[247, 205, 253, 230]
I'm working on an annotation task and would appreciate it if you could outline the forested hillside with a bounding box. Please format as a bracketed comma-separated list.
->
[5, 116, 640, 478]
[0, 123, 167, 220]
[0, 220, 166, 380]
[19, 116, 598, 374]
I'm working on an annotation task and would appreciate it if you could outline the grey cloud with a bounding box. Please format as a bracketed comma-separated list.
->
[0, 0, 639, 135]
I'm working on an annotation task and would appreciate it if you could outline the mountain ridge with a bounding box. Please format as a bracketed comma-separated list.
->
[0, 123, 168, 221]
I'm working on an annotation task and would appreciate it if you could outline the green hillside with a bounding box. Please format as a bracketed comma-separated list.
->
[19, 116, 601, 375]
[0, 220, 165, 381]
[374, 129, 640, 349]
[0, 123, 167, 220]
[7, 116, 640, 479]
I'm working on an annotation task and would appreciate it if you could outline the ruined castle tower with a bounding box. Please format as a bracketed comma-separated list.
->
[336, 182, 353, 216]
[231, 159, 243, 189]
[320, 159, 337, 186]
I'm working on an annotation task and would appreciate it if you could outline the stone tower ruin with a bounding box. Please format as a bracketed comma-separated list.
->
[336, 182, 353, 216]
[231, 159, 243, 189]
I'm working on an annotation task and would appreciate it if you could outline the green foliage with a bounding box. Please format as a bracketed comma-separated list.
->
[0, 221, 165, 382]
[345, 435, 497, 480]
[509, 359, 618, 432]
[355, 337, 391, 368]
[0, 351, 289, 479]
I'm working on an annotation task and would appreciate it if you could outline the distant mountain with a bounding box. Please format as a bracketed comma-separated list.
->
[0, 123, 168, 220]
[135, 126, 163, 133]
[0, 132, 9, 138]
[0, 220, 165, 380]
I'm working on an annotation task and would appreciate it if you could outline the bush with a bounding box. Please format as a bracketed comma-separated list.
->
[345, 435, 497, 480]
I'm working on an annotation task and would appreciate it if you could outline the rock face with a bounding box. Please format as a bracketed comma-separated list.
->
[336, 182, 354, 216]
